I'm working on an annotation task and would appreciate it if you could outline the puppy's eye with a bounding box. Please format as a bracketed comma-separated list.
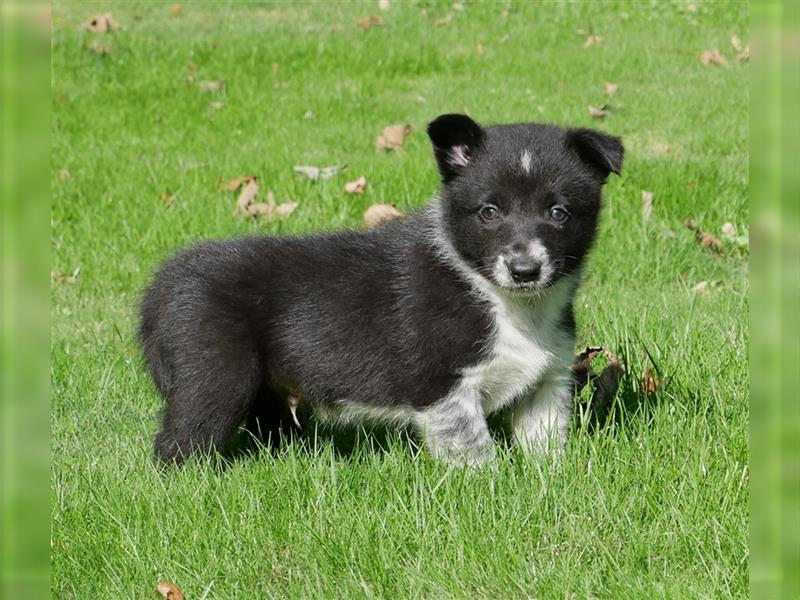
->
[549, 206, 570, 223]
[479, 205, 500, 222]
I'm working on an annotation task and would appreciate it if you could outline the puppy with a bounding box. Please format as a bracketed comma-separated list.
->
[138, 114, 623, 465]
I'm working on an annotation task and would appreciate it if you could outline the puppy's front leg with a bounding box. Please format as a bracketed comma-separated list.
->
[511, 371, 573, 456]
[415, 387, 496, 466]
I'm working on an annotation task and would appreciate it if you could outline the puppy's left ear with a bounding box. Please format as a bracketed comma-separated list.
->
[427, 114, 485, 182]
[567, 128, 624, 180]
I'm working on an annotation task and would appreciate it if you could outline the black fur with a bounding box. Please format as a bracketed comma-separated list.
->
[138, 114, 622, 464]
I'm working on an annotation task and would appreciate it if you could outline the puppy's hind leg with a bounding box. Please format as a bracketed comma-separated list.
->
[154, 344, 262, 465]
[415, 385, 496, 467]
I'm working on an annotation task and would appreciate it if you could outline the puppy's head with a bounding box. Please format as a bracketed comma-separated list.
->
[428, 114, 623, 292]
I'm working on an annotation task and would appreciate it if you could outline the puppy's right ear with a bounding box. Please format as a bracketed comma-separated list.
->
[427, 114, 485, 182]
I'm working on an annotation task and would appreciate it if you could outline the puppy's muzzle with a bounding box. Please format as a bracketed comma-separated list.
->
[508, 256, 542, 283]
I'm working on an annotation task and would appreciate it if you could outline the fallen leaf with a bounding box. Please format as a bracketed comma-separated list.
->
[589, 105, 609, 119]
[198, 79, 224, 92]
[273, 81, 288, 89]
[160, 192, 174, 206]
[58, 169, 70, 181]
[356, 15, 383, 29]
[641, 190, 654, 221]
[700, 49, 728, 67]
[344, 176, 367, 194]
[453, 2, 465, 11]
[640, 368, 665, 397]
[378, 0, 390, 11]
[293, 165, 345, 182]
[475, 42, 484, 56]
[155, 582, 184, 600]
[87, 40, 112, 55]
[221, 175, 255, 191]
[234, 177, 260, 218]
[604, 81, 619, 95]
[186, 62, 198, 83]
[434, 16, 452, 26]
[170, 4, 183, 17]
[85, 13, 120, 32]
[730, 34, 743, 52]
[209, 101, 225, 111]
[52, 268, 80, 285]
[583, 35, 603, 48]
[682, 218, 699, 231]
[364, 203, 403, 228]
[571, 345, 604, 393]
[736, 46, 750, 63]
[692, 280, 710, 293]
[683, 218, 726, 252]
[375, 124, 412, 151]
[244, 191, 298, 220]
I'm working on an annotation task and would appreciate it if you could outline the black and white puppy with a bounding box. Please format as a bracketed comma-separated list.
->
[138, 114, 623, 466]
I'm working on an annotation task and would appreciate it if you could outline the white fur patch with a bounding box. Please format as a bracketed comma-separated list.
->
[527, 239, 555, 283]
[427, 202, 577, 418]
[520, 149, 533, 174]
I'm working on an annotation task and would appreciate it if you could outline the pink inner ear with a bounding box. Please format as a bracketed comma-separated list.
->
[447, 144, 470, 167]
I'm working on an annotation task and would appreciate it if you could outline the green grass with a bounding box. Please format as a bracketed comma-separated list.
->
[51, 2, 749, 598]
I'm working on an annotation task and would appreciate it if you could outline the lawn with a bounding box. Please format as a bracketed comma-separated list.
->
[51, 2, 749, 598]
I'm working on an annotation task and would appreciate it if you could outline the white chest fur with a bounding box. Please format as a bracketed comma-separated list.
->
[465, 281, 577, 415]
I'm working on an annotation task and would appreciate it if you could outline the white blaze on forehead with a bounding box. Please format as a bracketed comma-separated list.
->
[447, 144, 470, 167]
[520, 149, 533, 174]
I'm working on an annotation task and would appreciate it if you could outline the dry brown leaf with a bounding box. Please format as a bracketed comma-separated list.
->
[221, 175, 255, 191]
[375, 124, 412, 151]
[364, 203, 403, 228]
[344, 176, 367, 194]
[170, 4, 183, 17]
[730, 34, 743, 52]
[736, 46, 750, 63]
[640, 368, 665, 397]
[293, 165, 345, 181]
[378, 0, 390, 11]
[58, 169, 70, 181]
[700, 49, 728, 67]
[198, 79, 224, 92]
[692, 280, 710, 293]
[682, 218, 699, 231]
[52, 269, 79, 285]
[155, 582, 184, 600]
[589, 105, 609, 119]
[641, 190, 654, 221]
[356, 15, 383, 29]
[160, 192, 174, 206]
[683, 218, 724, 253]
[434, 16, 452, 26]
[87, 40, 112, 55]
[234, 177, 260, 218]
[604, 81, 619, 95]
[85, 13, 120, 32]
[475, 42, 484, 56]
[583, 35, 603, 48]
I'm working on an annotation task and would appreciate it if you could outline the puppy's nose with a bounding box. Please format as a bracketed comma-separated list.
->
[508, 257, 542, 283]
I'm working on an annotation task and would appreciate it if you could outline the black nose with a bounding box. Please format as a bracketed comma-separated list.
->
[508, 257, 542, 283]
